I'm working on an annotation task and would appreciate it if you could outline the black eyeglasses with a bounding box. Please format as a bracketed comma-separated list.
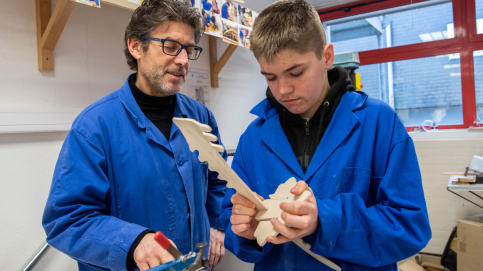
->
[144, 37, 203, 60]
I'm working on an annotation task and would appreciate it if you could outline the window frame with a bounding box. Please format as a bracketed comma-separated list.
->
[318, 0, 483, 130]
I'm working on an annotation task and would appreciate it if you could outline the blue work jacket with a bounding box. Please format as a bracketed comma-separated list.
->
[42, 76, 227, 271]
[221, 90, 431, 271]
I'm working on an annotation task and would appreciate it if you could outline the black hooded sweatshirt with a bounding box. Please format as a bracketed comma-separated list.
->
[266, 66, 355, 173]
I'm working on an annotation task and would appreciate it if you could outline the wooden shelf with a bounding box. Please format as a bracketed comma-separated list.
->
[35, 0, 75, 71]
[102, 0, 139, 10]
[447, 176, 483, 209]
[35, 0, 237, 88]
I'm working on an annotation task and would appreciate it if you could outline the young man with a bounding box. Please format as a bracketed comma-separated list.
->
[220, 0, 432, 270]
[42, 1, 226, 270]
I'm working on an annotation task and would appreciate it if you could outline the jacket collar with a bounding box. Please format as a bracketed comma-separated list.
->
[250, 98, 278, 121]
[119, 75, 145, 129]
[254, 89, 368, 180]
[118, 74, 191, 149]
[304, 90, 366, 180]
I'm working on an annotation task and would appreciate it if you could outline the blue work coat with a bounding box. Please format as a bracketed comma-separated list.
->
[42, 76, 227, 271]
[221, 90, 431, 271]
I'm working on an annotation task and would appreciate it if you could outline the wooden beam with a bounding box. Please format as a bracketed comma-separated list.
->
[102, 0, 138, 11]
[36, 0, 75, 71]
[213, 44, 237, 74]
[209, 36, 218, 88]
[209, 35, 237, 88]
[36, 0, 52, 71]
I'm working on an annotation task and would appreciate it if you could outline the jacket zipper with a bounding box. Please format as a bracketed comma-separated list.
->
[302, 119, 310, 172]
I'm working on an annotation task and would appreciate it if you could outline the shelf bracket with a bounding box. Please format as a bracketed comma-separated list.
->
[209, 35, 237, 88]
[36, 0, 75, 71]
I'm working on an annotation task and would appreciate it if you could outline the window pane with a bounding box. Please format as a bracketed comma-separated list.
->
[324, 1, 454, 54]
[475, 50, 483, 124]
[357, 54, 463, 126]
[477, 0, 483, 34]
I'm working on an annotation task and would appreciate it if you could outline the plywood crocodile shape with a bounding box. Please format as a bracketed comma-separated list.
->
[173, 117, 341, 271]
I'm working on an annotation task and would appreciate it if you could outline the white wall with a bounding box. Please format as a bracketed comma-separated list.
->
[1, 1, 130, 270]
[206, 40, 266, 148]
[1, 1, 482, 271]
[0, 1, 261, 270]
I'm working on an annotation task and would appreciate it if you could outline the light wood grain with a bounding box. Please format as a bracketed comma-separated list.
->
[173, 117, 340, 270]
[173, 117, 267, 210]
[36, 0, 75, 71]
[102, 0, 139, 10]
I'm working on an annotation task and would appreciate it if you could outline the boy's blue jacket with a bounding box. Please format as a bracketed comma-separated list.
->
[221, 90, 431, 271]
[42, 76, 227, 271]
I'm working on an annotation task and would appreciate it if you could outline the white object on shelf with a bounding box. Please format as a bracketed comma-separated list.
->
[469, 155, 483, 173]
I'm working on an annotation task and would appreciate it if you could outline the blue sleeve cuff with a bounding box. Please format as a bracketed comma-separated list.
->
[302, 231, 317, 246]
[223, 224, 273, 263]
[311, 197, 342, 257]
[108, 223, 148, 270]
[209, 217, 223, 231]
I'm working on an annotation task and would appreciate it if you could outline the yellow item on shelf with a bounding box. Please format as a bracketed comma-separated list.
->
[355, 73, 362, 91]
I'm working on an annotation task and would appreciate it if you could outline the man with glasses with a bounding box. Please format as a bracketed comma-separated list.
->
[221, 0, 431, 270]
[42, 1, 226, 270]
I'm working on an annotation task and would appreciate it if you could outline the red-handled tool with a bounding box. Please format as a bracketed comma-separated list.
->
[154, 231, 183, 259]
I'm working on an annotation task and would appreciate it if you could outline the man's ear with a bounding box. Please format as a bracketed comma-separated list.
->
[322, 43, 334, 69]
[127, 37, 143, 60]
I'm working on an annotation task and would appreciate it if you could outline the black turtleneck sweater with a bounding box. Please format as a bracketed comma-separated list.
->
[129, 74, 175, 139]
[266, 66, 355, 173]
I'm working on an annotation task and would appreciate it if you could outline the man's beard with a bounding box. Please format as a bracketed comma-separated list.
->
[144, 66, 186, 96]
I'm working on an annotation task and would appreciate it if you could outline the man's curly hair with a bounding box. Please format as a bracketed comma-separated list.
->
[123, 0, 204, 71]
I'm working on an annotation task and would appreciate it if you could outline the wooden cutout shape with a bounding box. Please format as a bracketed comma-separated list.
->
[255, 177, 311, 221]
[173, 117, 267, 211]
[254, 177, 311, 246]
[292, 239, 342, 271]
[173, 117, 340, 271]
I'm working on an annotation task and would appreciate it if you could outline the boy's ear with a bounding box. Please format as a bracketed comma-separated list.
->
[127, 37, 143, 60]
[323, 43, 334, 68]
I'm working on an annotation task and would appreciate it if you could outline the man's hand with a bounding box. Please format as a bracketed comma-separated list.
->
[208, 228, 225, 271]
[133, 233, 175, 271]
[267, 181, 319, 245]
[230, 193, 264, 240]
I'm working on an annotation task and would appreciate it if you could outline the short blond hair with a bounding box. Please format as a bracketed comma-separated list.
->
[250, 0, 326, 63]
